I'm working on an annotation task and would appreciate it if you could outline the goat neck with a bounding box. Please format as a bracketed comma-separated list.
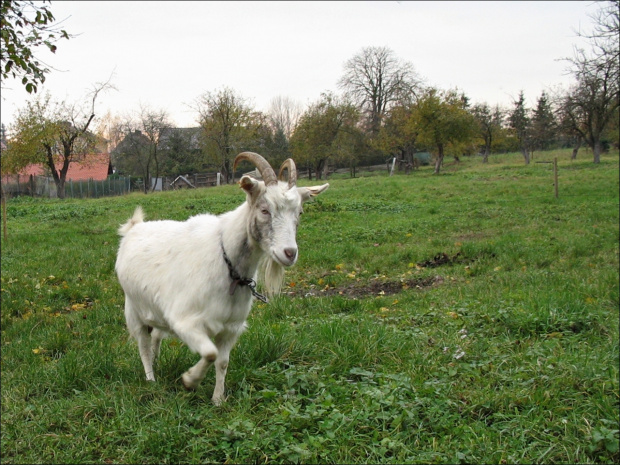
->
[219, 202, 263, 281]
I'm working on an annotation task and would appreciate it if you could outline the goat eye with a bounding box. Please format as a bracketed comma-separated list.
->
[261, 208, 270, 216]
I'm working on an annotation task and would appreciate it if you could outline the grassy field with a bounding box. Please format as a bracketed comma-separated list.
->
[1, 149, 618, 464]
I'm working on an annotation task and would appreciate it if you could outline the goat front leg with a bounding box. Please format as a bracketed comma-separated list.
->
[173, 320, 219, 391]
[182, 356, 214, 390]
[212, 336, 238, 406]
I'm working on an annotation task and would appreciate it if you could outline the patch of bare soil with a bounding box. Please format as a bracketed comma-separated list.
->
[285, 250, 478, 299]
[416, 252, 464, 268]
[286, 275, 444, 299]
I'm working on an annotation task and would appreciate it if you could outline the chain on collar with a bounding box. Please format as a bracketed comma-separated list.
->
[221, 242, 268, 303]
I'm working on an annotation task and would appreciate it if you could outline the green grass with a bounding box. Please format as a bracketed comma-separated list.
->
[2, 149, 619, 464]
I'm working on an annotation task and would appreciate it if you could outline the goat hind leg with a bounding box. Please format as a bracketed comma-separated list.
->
[124, 299, 156, 381]
[136, 326, 156, 381]
[150, 328, 164, 362]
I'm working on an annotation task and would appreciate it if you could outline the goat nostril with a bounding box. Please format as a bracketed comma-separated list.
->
[284, 248, 297, 260]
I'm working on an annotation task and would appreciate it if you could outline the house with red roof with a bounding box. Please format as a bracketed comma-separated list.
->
[19, 153, 112, 181]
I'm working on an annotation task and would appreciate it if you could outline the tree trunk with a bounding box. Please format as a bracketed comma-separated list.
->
[521, 148, 530, 165]
[151, 148, 160, 192]
[434, 145, 444, 174]
[571, 136, 582, 160]
[593, 139, 601, 164]
[315, 160, 326, 180]
[56, 179, 66, 199]
[482, 146, 490, 163]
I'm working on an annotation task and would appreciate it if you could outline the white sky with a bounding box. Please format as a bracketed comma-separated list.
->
[0, 1, 596, 130]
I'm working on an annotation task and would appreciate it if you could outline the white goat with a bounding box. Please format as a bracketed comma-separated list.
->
[115, 152, 328, 404]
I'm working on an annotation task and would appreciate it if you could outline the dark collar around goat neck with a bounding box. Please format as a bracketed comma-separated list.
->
[220, 241, 269, 303]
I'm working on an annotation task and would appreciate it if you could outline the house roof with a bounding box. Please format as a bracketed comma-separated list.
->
[17, 154, 111, 181]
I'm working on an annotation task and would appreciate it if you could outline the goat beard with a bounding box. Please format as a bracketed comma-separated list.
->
[258, 256, 286, 297]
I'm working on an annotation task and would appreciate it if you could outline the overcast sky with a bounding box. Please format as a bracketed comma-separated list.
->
[1, 1, 597, 130]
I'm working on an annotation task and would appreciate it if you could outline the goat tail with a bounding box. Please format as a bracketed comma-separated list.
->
[118, 206, 145, 236]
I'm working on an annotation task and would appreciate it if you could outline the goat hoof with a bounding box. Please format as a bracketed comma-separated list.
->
[181, 374, 198, 391]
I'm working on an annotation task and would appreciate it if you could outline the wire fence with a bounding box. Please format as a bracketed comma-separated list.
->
[1, 174, 131, 199]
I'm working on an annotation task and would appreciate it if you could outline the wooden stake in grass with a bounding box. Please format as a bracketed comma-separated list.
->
[536, 157, 559, 199]
[1, 183, 7, 242]
[553, 157, 559, 199]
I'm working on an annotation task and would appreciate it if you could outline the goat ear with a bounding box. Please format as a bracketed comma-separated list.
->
[239, 175, 260, 196]
[298, 183, 329, 203]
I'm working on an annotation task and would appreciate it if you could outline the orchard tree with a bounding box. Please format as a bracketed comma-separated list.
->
[559, 66, 618, 163]
[373, 103, 418, 169]
[290, 92, 360, 180]
[508, 91, 532, 164]
[4, 80, 113, 198]
[471, 103, 504, 163]
[411, 88, 477, 174]
[338, 46, 423, 135]
[1, 0, 71, 94]
[195, 87, 263, 183]
[560, 0, 619, 163]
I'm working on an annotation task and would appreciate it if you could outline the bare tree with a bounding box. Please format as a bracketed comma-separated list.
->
[338, 46, 423, 135]
[138, 105, 171, 191]
[95, 110, 125, 154]
[561, 1, 619, 163]
[112, 105, 171, 193]
[268, 96, 303, 140]
[574, 0, 619, 73]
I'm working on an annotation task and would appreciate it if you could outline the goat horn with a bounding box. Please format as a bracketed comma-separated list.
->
[278, 158, 298, 189]
[233, 152, 277, 186]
